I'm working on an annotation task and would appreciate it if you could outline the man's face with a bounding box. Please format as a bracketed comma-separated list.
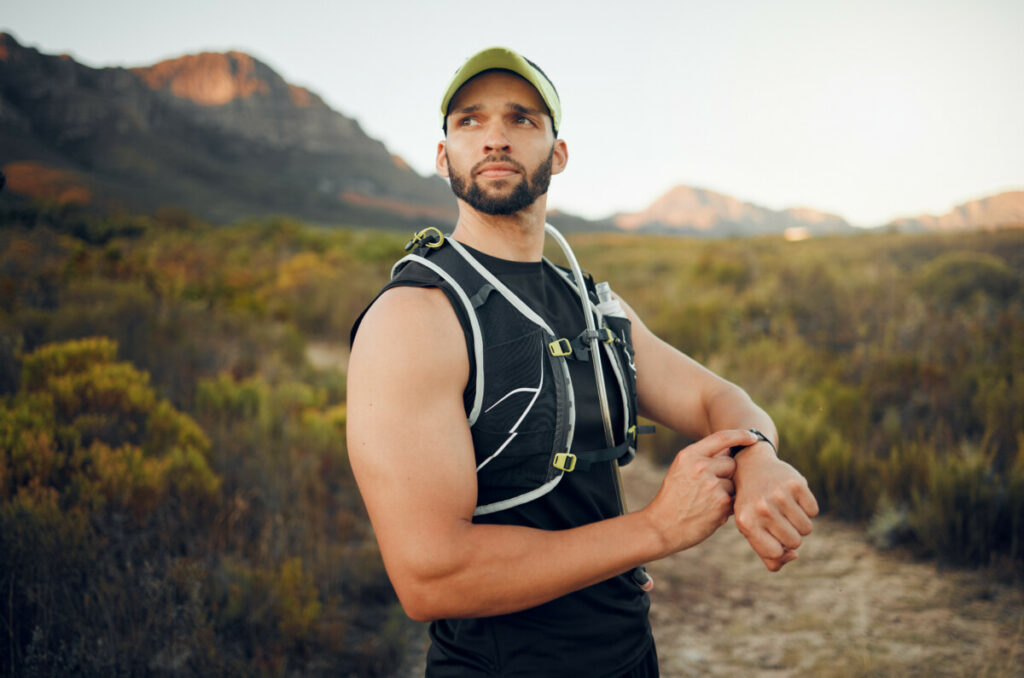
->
[438, 71, 566, 216]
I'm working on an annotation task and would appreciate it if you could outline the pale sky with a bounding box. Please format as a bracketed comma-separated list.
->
[3, 0, 1022, 226]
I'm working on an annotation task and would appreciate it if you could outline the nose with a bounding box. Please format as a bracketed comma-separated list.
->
[483, 121, 511, 153]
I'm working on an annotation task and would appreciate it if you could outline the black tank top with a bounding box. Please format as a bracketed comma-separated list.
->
[421, 244, 653, 678]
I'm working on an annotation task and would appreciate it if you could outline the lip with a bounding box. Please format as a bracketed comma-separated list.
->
[475, 163, 521, 178]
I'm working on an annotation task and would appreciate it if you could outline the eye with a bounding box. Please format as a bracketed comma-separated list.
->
[515, 115, 535, 127]
[457, 116, 479, 127]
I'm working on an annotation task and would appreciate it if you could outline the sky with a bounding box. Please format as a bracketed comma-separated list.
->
[3, 0, 1023, 227]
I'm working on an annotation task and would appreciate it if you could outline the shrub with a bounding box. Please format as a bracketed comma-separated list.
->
[915, 250, 1020, 307]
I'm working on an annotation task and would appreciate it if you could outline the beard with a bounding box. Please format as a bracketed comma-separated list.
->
[447, 147, 554, 216]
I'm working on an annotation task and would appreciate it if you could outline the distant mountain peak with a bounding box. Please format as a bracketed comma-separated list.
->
[614, 184, 853, 237]
[886, 191, 1024, 232]
[129, 50, 327, 110]
[132, 51, 270, 106]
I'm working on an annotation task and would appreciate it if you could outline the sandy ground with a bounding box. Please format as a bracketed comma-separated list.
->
[625, 458, 1024, 678]
[397, 458, 1024, 677]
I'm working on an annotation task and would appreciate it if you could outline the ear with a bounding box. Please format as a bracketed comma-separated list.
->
[435, 141, 450, 178]
[551, 139, 568, 176]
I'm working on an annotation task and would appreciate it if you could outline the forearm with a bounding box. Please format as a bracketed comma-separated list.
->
[392, 509, 665, 621]
[637, 334, 775, 446]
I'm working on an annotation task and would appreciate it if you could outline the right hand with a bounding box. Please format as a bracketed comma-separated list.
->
[643, 429, 755, 556]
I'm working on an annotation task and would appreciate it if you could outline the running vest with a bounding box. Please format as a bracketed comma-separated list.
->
[381, 232, 646, 516]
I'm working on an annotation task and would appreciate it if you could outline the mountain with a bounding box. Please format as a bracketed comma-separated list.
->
[0, 32, 456, 227]
[884, 191, 1024, 233]
[613, 185, 855, 238]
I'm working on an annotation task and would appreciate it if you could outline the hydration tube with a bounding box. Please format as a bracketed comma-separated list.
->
[544, 223, 653, 591]
[544, 223, 615, 445]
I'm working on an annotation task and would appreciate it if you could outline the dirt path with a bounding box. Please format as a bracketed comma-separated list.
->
[397, 458, 1023, 677]
[623, 458, 1024, 678]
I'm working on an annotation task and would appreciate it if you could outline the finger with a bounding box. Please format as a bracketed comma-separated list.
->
[795, 485, 820, 518]
[744, 526, 786, 561]
[765, 513, 804, 551]
[708, 455, 737, 478]
[719, 478, 735, 497]
[694, 429, 758, 458]
[780, 497, 814, 536]
[761, 550, 798, 572]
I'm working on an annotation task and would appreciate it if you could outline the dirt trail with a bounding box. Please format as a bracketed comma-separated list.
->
[623, 458, 1024, 678]
[397, 458, 1023, 677]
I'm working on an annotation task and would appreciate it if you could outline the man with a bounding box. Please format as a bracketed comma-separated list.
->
[347, 47, 818, 677]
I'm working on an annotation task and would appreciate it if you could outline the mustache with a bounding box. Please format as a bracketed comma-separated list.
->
[471, 154, 526, 176]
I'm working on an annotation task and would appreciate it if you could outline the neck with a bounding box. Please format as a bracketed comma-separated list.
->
[450, 195, 549, 262]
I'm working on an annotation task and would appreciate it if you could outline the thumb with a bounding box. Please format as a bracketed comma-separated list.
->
[696, 429, 758, 458]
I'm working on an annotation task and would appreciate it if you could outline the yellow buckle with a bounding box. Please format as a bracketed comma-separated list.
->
[628, 425, 637, 440]
[600, 327, 615, 343]
[548, 338, 572, 357]
[553, 452, 577, 472]
[420, 227, 445, 248]
[404, 226, 445, 251]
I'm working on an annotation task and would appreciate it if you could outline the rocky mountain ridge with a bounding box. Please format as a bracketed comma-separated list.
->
[0, 32, 456, 227]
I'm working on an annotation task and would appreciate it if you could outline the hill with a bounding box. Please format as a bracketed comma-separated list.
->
[613, 185, 857, 238]
[0, 31, 456, 228]
[885, 190, 1024, 232]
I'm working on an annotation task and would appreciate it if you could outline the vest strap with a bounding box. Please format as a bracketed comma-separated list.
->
[559, 424, 656, 473]
[469, 283, 496, 309]
[563, 439, 631, 472]
[551, 328, 617, 363]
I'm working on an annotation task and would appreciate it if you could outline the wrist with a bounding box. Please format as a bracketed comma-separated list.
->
[730, 428, 777, 460]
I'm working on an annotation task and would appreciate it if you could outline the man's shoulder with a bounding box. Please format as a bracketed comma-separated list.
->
[359, 284, 459, 339]
[352, 284, 468, 374]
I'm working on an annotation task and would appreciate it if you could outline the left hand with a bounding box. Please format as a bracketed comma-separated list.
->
[732, 445, 819, 571]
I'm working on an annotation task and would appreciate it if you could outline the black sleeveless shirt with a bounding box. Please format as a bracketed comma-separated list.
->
[397, 245, 654, 677]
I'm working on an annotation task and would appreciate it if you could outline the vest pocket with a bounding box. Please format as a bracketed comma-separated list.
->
[472, 330, 561, 495]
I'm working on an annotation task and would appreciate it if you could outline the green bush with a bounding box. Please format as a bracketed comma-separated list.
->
[909, 444, 1006, 565]
[915, 250, 1020, 307]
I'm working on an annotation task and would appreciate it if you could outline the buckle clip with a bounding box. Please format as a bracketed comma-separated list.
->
[404, 227, 445, 251]
[548, 338, 573, 357]
[552, 452, 577, 472]
[599, 327, 616, 344]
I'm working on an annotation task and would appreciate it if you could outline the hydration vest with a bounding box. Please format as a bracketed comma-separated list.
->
[382, 231, 648, 516]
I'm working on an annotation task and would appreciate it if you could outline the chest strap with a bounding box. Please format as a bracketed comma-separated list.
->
[548, 328, 616, 361]
[553, 425, 656, 472]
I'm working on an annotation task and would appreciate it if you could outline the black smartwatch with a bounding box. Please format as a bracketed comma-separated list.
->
[730, 428, 778, 458]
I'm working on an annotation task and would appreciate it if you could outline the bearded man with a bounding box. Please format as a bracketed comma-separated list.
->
[347, 47, 819, 677]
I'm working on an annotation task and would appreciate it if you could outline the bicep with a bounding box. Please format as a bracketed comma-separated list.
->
[346, 287, 477, 586]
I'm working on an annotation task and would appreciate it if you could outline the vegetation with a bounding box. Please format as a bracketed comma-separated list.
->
[1, 200, 1022, 675]
[564, 229, 1024, 567]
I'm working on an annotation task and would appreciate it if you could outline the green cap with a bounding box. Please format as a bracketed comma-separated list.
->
[440, 47, 561, 133]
